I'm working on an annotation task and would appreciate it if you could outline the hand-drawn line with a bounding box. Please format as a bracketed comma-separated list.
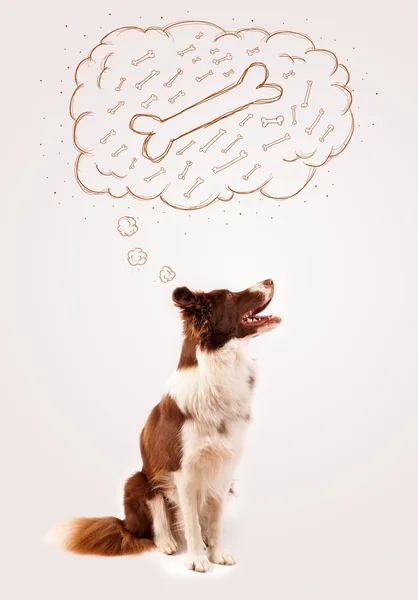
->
[261, 115, 284, 127]
[111, 144, 128, 157]
[168, 90, 186, 104]
[132, 50, 154, 66]
[196, 70, 213, 82]
[141, 94, 158, 109]
[144, 167, 166, 182]
[319, 124, 334, 142]
[184, 177, 204, 198]
[305, 109, 324, 135]
[178, 44, 195, 56]
[130, 62, 282, 162]
[242, 163, 261, 180]
[163, 69, 183, 88]
[199, 128, 226, 153]
[223, 69, 235, 77]
[262, 133, 291, 151]
[115, 77, 126, 91]
[176, 140, 195, 155]
[221, 134, 242, 154]
[135, 70, 160, 91]
[283, 70, 295, 79]
[129, 157, 137, 170]
[212, 53, 232, 65]
[117, 216, 138, 236]
[247, 47, 260, 56]
[100, 129, 116, 144]
[159, 266, 176, 282]
[301, 80, 313, 108]
[107, 101, 124, 115]
[127, 248, 147, 266]
[213, 150, 248, 174]
[239, 113, 253, 127]
[291, 105, 297, 125]
[178, 160, 193, 180]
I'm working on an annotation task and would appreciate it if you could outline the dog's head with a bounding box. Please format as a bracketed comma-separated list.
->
[173, 280, 281, 348]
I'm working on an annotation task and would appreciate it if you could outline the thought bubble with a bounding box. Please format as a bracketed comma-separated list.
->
[127, 248, 148, 266]
[117, 215, 138, 236]
[71, 22, 354, 209]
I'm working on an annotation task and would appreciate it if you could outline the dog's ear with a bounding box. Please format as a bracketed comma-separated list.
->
[172, 286, 198, 309]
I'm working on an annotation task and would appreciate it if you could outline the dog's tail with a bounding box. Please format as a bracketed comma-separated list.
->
[45, 516, 155, 556]
[44, 472, 155, 556]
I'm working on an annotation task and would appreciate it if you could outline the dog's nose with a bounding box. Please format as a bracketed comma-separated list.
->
[263, 279, 274, 287]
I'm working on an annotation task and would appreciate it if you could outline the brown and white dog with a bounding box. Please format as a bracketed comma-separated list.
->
[48, 280, 280, 572]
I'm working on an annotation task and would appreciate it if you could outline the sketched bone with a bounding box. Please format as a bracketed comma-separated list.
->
[291, 105, 297, 125]
[184, 177, 203, 198]
[221, 134, 242, 154]
[141, 94, 158, 109]
[135, 70, 160, 91]
[111, 144, 127, 157]
[178, 161, 193, 180]
[168, 90, 185, 104]
[242, 163, 261, 180]
[247, 47, 260, 56]
[178, 44, 195, 56]
[301, 80, 313, 108]
[115, 78, 126, 92]
[283, 70, 295, 79]
[262, 133, 291, 151]
[130, 63, 283, 162]
[132, 50, 154, 66]
[176, 140, 195, 155]
[213, 150, 248, 174]
[212, 53, 232, 65]
[196, 70, 213, 82]
[319, 124, 334, 142]
[107, 101, 124, 115]
[144, 167, 165, 182]
[163, 69, 183, 88]
[305, 109, 324, 135]
[261, 115, 284, 127]
[199, 129, 226, 153]
[100, 129, 116, 144]
[239, 113, 253, 127]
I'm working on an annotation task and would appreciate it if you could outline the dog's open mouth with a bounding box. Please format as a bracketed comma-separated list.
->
[241, 298, 281, 327]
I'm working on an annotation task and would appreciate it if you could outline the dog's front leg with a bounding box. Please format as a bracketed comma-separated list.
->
[204, 493, 236, 566]
[176, 475, 209, 572]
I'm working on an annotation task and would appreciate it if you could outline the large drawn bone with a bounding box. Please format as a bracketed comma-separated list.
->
[130, 62, 282, 162]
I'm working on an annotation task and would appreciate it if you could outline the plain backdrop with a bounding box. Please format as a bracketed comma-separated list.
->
[1, 1, 418, 599]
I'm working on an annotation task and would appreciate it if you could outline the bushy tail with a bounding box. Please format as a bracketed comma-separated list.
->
[45, 516, 155, 556]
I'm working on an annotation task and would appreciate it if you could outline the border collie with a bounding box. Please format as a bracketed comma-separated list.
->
[48, 280, 280, 572]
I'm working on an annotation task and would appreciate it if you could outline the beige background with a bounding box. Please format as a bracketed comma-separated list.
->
[1, 1, 418, 599]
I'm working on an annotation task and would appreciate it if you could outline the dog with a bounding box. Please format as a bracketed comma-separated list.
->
[47, 280, 281, 572]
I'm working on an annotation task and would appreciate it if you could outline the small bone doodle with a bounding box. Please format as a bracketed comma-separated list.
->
[192, 57, 201, 64]
[283, 70, 295, 79]
[305, 108, 324, 135]
[141, 94, 157, 109]
[132, 50, 154, 66]
[144, 167, 166, 182]
[178, 160, 193, 180]
[100, 129, 116, 144]
[176, 140, 196, 155]
[178, 44, 195, 56]
[291, 105, 297, 125]
[247, 47, 260, 56]
[239, 113, 254, 127]
[212, 53, 232, 65]
[223, 69, 235, 77]
[262, 133, 291, 151]
[199, 129, 226, 153]
[261, 115, 284, 127]
[242, 163, 261, 180]
[213, 150, 248, 174]
[222, 134, 242, 154]
[111, 144, 128, 157]
[115, 77, 126, 92]
[210, 48, 219, 54]
[107, 101, 124, 115]
[135, 70, 160, 91]
[319, 124, 334, 142]
[129, 157, 137, 170]
[196, 70, 213, 82]
[163, 69, 183, 88]
[301, 80, 313, 108]
[184, 177, 204, 198]
[168, 90, 185, 104]
[195, 32, 204, 40]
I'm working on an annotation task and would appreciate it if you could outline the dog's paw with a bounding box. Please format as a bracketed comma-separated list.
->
[209, 550, 236, 566]
[155, 537, 178, 555]
[185, 554, 210, 573]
